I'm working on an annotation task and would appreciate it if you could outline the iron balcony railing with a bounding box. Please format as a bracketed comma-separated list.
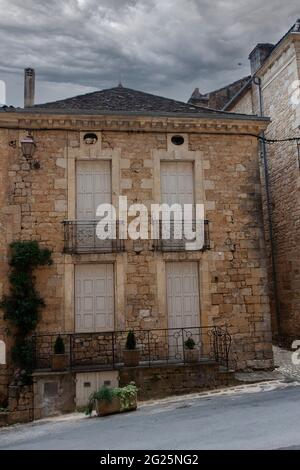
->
[63, 220, 125, 254]
[33, 326, 231, 372]
[154, 219, 210, 252]
[63, 219, 209, 253]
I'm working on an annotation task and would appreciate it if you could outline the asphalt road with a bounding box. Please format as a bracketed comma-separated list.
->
[1, 382, 300, 450]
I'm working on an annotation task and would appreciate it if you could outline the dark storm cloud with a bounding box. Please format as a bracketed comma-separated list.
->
[0, 0, 299, 105]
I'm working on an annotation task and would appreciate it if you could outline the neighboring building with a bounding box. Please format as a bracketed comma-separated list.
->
[222, 19, 300, 343]
[188, 76, 251, 110]
[0, 74, 272, 419]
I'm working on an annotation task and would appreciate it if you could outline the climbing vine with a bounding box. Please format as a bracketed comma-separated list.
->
[0, 241, 52, 379]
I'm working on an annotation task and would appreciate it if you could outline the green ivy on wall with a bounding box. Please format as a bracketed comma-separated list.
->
[0, 241, 53, 379]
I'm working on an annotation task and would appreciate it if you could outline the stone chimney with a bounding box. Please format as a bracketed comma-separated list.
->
[188, 88, 210, 108]
[24, 68, 35, 108]
[248, 44, 274, 75]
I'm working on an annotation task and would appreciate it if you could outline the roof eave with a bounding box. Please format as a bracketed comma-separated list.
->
[254, 31, 300, 77]
[4, 107, 270, 122]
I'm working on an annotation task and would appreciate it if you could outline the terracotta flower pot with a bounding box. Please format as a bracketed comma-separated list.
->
[51, 354, 68, 371]
[95, 394, 138, 416]
[123, 349, 140, 367]
[96, 397, 120, 416]
[184, 349, 199, 363]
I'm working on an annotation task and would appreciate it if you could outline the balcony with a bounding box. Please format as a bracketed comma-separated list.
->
[63, 219, 210, 254]
[154, 219, 210, 252]
[63, 220, 125, 254]
[33, 326, 231, 372]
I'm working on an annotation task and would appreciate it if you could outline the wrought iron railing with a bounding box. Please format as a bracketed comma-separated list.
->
[154, 219, 210, 252]
[63, 219, 210, 253]
[63, 220, 125, 253]
[33, 326, 231, 371]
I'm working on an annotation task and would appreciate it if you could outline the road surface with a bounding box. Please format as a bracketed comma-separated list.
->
[0, 381, 300, 450]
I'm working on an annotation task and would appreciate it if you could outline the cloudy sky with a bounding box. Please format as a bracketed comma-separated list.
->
[0, 0, 299, 107]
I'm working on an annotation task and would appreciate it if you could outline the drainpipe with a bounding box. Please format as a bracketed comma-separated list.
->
[253, 76, 281, 339]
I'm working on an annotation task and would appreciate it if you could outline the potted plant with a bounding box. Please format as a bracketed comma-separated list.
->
[86, 383, 138, 417]
[184, 337, 199, 363]
[123, 330, 140, 367]
[51, 335, 68, 371]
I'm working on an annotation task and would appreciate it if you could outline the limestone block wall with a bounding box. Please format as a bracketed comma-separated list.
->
[119, 362, 234, 400]
[0, 115, 273, 395]
[8, 384, 34, 424]
[0, 128, 18, 399]
[0, 128, 68, 397]
[189, 134, 272, 368]
[230, 37, 300, 342]
[256, 39, 300, 341]
[230, 88, 254, 115]
[0, 129, 67, 335]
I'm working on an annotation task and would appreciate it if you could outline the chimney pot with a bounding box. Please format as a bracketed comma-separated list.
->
[248, 44, 274, 75]
[24, 68, 35, 108]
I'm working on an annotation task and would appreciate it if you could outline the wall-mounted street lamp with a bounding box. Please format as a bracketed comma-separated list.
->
[20, 133, 36, 162]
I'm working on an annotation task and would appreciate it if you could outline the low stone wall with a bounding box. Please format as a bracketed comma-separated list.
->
[7, 384, 34, 425]
[0, 363, 235, 425]
[0, 364, 10, 407]
[0, 382, 34, 427]
[119, 362, 234, 400]
[0, 411, 9, 427]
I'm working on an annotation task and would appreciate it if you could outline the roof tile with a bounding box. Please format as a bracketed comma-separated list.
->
[34, 85, 223, 114]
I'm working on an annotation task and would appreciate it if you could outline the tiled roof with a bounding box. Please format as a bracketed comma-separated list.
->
[33, 85, 223, 115]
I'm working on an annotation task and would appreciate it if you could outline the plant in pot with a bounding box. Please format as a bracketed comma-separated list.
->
[86, 383, 138, 417]
[51, 335, 68, 371]
[86, 385, 119, 417]
[123, 330, 140, 367]
[184, 337, 199, 363]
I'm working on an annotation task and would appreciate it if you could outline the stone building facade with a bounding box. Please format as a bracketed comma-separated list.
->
[222, 20, 300, 343]
[0, 84, 273, 416]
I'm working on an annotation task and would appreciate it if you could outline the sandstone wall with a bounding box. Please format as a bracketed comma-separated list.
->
[119, 363, 234, 400]
[0, 116, 273, 402]
[230, 37, 300, 343]
[8, 384, 34, 424]
[256, 40, 300, 341]
[230, 88, 254, 115]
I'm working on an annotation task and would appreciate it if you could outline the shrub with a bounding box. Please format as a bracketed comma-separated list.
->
[53, 335, 65, 355]
[125, 330, 136, 350]
[113, 383, 138, 411]
[184, 337, 196, 350]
